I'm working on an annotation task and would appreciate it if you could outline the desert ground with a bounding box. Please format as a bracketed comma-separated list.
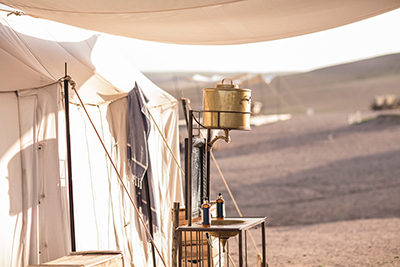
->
[169, 54, 400, 266]
[201, 111, 400, 266]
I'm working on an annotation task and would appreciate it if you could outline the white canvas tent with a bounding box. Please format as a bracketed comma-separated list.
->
[1, 0, 400, 45]
[0, 12, 183, 267]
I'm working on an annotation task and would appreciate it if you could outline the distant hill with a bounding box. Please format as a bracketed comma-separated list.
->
[144, 53, 400, 115]
[285, 53, 400, 87]
[273, 53, 400, 114]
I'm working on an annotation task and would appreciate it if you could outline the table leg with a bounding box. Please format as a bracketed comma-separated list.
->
[262, 222, 266, 267]
[239, 231, 243, 267]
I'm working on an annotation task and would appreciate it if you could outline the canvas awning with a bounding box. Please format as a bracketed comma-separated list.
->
[1, 0, 400, 45]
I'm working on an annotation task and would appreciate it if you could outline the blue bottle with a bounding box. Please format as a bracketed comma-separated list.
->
[201, 198, 211, 227]
[216, 193, 225, 220]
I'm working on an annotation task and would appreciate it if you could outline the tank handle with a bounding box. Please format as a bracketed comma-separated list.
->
[241, 95, 251, 103]
[216, 78, 239, 89]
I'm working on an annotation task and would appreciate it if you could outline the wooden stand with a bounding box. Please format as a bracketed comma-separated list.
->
[177, 217, 266, 267]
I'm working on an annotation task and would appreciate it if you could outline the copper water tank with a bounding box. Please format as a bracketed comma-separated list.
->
[203, 79, 251, 130]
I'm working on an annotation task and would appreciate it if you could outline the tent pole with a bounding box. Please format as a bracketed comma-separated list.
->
[64, 63, 76, 252]
[144, 173, 157, 267]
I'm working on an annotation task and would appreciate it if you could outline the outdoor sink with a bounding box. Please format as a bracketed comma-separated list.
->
[208, 219, 246, 239]
[208, 219, 246, 252]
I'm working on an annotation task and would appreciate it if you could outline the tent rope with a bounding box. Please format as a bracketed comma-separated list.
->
[62, 76, 168, 267]
[0, 8, 39, 18]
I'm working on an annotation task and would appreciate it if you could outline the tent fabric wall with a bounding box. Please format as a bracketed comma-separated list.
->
[0, 84, 70, 266]
[0, 12, 184, 267]
[1, 0, 400, 45]
[68, 96, 182, 267]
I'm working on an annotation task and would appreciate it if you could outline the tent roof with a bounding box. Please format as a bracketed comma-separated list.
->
[1, 0, 400, 45]
[0, 12, 176, 107]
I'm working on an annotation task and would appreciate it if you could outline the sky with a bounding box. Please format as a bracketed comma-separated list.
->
[110, 8, 400, 74]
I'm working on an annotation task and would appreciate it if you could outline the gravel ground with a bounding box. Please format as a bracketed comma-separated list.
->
[205, 111, 400, 266]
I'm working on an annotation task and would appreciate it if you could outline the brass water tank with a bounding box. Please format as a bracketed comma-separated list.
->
[203, 79, 251, 130]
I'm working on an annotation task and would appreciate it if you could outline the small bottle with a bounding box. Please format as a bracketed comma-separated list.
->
[201, 198, 211, 227]
[216, 193, 225, 220]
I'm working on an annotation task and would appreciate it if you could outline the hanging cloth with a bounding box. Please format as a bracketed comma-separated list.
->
[127, 83, 158, 231]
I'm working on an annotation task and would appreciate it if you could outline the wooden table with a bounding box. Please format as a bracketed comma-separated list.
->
[177, 217, 266, 267]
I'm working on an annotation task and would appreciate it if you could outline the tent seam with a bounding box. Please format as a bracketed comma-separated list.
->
[0, 14, 56, 80]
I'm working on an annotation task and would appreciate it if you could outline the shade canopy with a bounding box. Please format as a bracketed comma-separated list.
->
[2, 0, 400, 45]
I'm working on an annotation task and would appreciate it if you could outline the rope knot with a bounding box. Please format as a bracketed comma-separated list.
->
[7, 11, 24, 17]
[62, 75, 77, 89]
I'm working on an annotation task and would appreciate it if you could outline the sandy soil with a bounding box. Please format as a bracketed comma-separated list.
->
[204, 111, 400, 266]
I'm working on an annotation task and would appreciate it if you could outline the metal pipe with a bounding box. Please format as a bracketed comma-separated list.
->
[239, 231, 243, 267]
[206, 129, 211, 201]
[262, 221, 266, 267]
[187, 110, 193, 226]
[208, 129, 230, 150]
[64, 63, 76, 252]
[184, 138, 189, 221]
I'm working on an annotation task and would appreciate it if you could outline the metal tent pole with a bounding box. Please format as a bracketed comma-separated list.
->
[64, 63, 76, 252]
[187, 110, 193, 226]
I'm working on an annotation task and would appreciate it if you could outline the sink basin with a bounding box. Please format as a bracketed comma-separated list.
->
[208, 219, 246, 251]
[208, 219, 246, 239]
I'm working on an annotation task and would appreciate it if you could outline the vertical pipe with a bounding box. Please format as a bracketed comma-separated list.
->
[262, 221, 266, 267]
[184, 139, 189, 220]
[64, 63, 76, 252]
[206, 129, 211, 201]
[238, 232, 243, 267]
[187, 111, 193, 226]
